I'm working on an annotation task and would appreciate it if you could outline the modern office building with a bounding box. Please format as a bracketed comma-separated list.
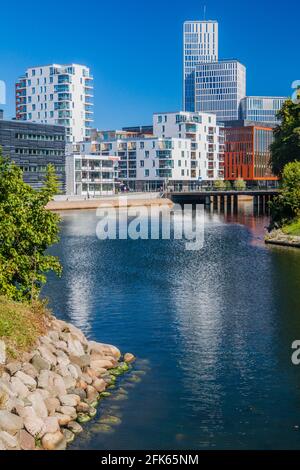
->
[66, 141, 119, 197]
[183, 20, 219, 112]
[224, 121, 277, 185]
[195, 60, 246, 122]
[240, 96, 287, 124]
[0, 114, 66, 190]
[16, 64, 93, 143]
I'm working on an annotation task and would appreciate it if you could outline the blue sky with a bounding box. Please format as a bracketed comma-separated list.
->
[0, 0, 298, 129]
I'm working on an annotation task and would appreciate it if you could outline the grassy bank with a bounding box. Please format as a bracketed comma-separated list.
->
[282, 219, 300, 236]
[0, 297, 48, 359]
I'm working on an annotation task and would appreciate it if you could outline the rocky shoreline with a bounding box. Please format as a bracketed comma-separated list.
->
[0, 316, 135, 450]
[265, 229, 300, 249]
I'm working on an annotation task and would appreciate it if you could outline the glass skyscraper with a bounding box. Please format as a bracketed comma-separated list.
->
[183, 21, 218, 112]
[195, 60, 246, 122]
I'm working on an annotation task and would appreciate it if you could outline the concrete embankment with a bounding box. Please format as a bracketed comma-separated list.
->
[0, 317, 135, 450]
[47, 194, 173, 211]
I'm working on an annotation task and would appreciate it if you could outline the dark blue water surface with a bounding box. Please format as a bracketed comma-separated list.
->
[43, 203, 300, 450]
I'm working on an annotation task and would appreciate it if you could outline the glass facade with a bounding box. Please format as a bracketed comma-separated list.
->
[195, 60, 246, 121]
[183, 21, 218, 112]
[240, 97, 287, 124]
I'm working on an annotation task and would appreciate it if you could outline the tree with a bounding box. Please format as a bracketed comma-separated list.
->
[270, 161, 300, 227]
[270, 99, 300, 176]
[0, 151, 62, 301]
[41, 163, 61, 204]
[233, 178, 246, 191]
[214, 180, 226, 191]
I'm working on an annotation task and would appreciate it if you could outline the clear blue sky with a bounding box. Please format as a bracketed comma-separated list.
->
[0, 0, 298, 129]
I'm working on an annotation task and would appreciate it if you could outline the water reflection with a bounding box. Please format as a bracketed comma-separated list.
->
[44, 202, 300, 450]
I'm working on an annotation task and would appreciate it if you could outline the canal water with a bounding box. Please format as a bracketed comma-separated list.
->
[43, 202, 300, 450]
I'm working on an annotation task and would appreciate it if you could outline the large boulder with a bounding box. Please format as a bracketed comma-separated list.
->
[0, 410, 23, 433]
[18, 429, 36, 450]
[42, 431, 67, 451]
[10, 377, 30, 399]
[31, 354, 51, 372]
[15, 371, 37, 390]
[0, 431, 20, 449]
[27, 391, 48, 418]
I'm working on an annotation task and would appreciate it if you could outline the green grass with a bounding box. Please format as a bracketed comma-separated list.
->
[0, 297, 48, 359]
[282, 219, 300, 236]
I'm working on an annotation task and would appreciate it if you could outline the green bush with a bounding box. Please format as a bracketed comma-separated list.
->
[233, 179, 246, 191]
[214, 180, 226, 191]
[270, 161, 300, 228]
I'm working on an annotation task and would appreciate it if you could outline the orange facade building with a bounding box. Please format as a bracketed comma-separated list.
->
[224, 125, 278, 183]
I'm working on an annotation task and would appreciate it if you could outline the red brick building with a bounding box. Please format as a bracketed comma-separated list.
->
[224, 124, 278, 184]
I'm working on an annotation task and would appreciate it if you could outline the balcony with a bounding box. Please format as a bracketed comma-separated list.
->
[156, 169, 172, 178]
[156, 150, 172, 158]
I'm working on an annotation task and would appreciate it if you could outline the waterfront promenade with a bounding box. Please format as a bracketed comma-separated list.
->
[47, 193, 173, 211]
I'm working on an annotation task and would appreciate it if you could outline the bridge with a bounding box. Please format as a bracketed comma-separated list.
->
[166, 189, 279, 211]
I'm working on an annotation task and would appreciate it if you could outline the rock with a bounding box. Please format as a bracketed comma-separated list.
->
[67, 364, 80, 380]
[5, 362, 22, 375]
[19, 429, 35, 450]
[76, 402, 90, 413]
[59, 394, 80, 407]
[77, 379, 88, 390]
[67, 338, 85, 357]
[10, 377, 30, 399]
[54, 412, 72, 426]
[38, 346, 57, 366]
[93, 378, 106, 393]
[90, 359, 115, 370]
[81, 373, 93, 385]
[44, 416, 60, 434]
[15, 371, 37, 390]
[69, 354, 90, 368]
[58, 406, 77, 419]
[28, 391, 48, 418]
[86, 385, 98, 401]
[62, 376, 76, 390]
[48, 331, 59, 343]
[88, 406, 97, 418]
[63, 428, 75, 443]
[24, 415, 46, 438]
[0, 340, 6, 365]
[67, 421, 83, 434]
[0, 431, 20, 449]
[67, 387, 86, 401]
[0, 410, 23, 433]
[89, 341, 121, 360]
[53, 376, 67, 396]
[38, 370, 51, 389]
[44, 397, 60, 415]
[31, 354, 51, 372]
[124, 353, 136, 364]
[77, 413, 91, 423]
[99, 415, 121, 425]
[42, 431, 67, 451]
[21, 363, 39, 379]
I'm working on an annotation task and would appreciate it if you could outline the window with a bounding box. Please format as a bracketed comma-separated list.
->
[140, 142, 144, 149]
[181, 169, 185, 176]
[145, 151, 149, 158]
[144, 169, 150, 177]
[140, 160, 144, 167]
[158, 116, 162, 123]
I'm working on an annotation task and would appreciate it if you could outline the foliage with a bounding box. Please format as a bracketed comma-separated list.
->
[0, 150, 62, 301]
[270, 99, 300, 176]
[233, 178, 246, 191]
[213, 180, 226, 191]
[225, 181, 232, 191]
[282, 219, 300, 236]
[270, 161, 300, 228]
[0, 296, 48, 358]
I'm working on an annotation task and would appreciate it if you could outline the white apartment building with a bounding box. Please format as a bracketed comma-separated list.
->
[66, 142, 118, 196]
[16, 64, 93, 143]
[153, 111, 225, 181]
[86, 111, 225, 192]
[183, 20, 218, 112]
[195, 60, 246, 122]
